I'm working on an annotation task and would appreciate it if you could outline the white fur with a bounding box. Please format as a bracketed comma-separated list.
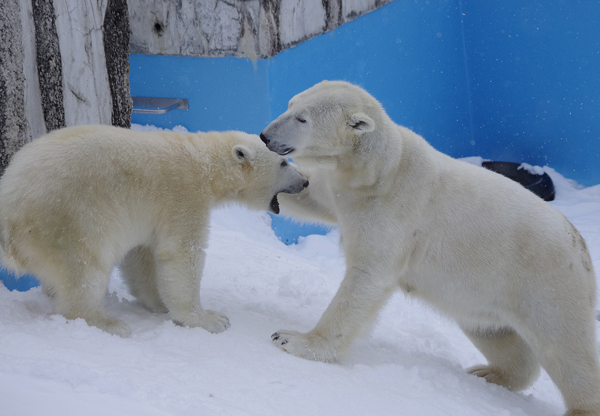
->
[261, 81, 600, 416]
[0, 125, 307, 337]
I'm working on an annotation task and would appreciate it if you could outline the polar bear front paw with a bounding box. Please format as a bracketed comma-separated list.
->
[468, 365, 513, 389]
[177, 309, 230, 334]
[271, 330, 338, 363]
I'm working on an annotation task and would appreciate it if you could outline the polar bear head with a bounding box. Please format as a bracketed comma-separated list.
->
[260, 81, 383, 164]
[225, 132, 308, 214]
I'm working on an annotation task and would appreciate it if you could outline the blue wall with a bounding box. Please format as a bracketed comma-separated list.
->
[131, 0, 475, 156]
[0, 271, 40, 291]
[130, 55, 271, 135]
[463, 0, 600, 186]
[267, 0, 473, 157]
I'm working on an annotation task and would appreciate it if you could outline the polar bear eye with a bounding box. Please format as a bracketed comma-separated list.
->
[280, 160, 288, 167]
[296, 117, 306, 123]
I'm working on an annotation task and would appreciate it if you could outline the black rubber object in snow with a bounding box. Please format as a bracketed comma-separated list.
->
[482, 161, 555, 202]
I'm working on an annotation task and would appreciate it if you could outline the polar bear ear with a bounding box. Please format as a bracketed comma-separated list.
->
[232, 144, 255, 164]
[348, 112, 375, 133]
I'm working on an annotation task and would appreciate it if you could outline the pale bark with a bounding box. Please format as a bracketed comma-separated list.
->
[0, 0, 29, 176]
[128, 0, 393, 59]
[0, 0, 132, 176]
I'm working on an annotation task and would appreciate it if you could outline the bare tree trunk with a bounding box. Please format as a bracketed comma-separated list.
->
[32, 0, 66, 133]
[0, 0, 132, 176]
[0, 0, 29, 177]
[104, 0, 132, 128]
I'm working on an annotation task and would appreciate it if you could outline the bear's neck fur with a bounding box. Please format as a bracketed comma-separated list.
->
[334, 115, 403, 194]
[178, 132, 248, 204]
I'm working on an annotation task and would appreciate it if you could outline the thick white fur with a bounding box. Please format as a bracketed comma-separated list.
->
[261, 81, 600, 416]
[0, 125, 307, 337]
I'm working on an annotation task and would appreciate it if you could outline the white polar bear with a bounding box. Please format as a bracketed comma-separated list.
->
[260, 81, 600, 416]
[0, 125, 308, 337]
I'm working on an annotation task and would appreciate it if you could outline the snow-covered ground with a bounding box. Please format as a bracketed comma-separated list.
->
[2, 125, 600, 416]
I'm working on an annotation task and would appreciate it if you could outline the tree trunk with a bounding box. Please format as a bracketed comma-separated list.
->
[0, 0, 132, 176]
[104, 0, 132, 128]
[32, 0, 66, 133]
[0, 0, 29, 176]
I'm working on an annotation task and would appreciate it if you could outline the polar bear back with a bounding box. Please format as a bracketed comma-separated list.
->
[366, 126, 595, 321]
[0, 125, 270, 274]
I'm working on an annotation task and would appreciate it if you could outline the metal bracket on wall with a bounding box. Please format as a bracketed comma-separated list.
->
[132, 97, 189, 114]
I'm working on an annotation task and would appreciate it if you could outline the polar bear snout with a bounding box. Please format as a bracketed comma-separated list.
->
[275, 166, 308, 196]
[268, 163, 308, 214]
[281, 178, 309, 195]
[259, 132, 269, 146]
[260, 131, 295, 156]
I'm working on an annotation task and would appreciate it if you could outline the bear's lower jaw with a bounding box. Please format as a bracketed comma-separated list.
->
[266, 143, 294, 156]
[270, 194, 280, 214]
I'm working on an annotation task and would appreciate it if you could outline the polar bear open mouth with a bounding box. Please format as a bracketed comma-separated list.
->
[270, 194, 280, 214]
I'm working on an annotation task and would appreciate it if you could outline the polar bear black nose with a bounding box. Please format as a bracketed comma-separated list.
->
[260, 133, 269, 145]
[303, 180, 309, 188]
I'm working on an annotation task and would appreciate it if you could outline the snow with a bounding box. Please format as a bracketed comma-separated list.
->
[518, 163, 546, 176]
[2, 124, 600, 415]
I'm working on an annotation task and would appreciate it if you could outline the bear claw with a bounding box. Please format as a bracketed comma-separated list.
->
[271, 332, 288, 345]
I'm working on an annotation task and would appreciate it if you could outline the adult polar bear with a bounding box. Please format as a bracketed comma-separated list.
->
[260, 81, 600, 416]
[0, 125, 308, 337]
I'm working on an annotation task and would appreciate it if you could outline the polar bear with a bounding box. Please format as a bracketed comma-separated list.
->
[0, 125, 308, 337]
[260, 81, 600, 416]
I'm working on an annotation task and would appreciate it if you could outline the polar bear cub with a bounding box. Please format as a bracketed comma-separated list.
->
[260, 81, 600, 416]
[0, 125, 308, 337]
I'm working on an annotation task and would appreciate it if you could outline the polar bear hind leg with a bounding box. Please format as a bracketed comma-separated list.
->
[52, 262, 131, 337]
[120, 246, 168, 313]
[463, 316, 600, 415]
[461, 325, 540, 391]
[531, 319, 600, 416]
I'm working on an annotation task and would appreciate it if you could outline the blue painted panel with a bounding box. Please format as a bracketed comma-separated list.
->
[0, 269, 40, 292]
[129, 54, 272, 135]
[462, 0, 600, 186]
[268, 0, 474, 158]
[269, 214, 332, 245]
